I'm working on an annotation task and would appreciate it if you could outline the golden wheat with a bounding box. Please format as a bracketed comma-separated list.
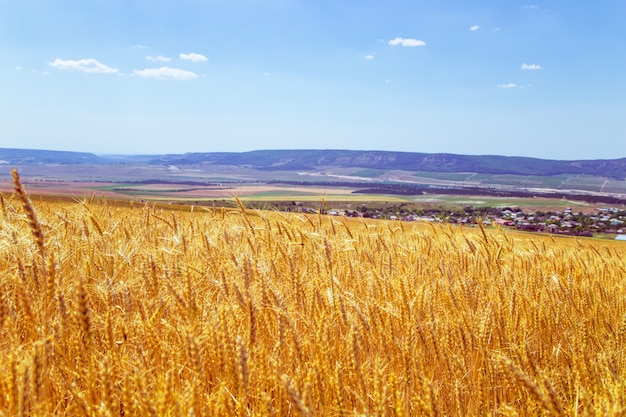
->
[1, 180, 626, 415]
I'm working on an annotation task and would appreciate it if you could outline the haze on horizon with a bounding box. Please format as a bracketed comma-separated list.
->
[1, 1, 624, 161]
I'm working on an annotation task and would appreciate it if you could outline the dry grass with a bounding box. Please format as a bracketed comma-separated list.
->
[1, 176, 626, 416]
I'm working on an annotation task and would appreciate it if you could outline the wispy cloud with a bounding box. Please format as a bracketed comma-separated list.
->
[147, 55, 171, 62]
[522, 4, 540, 9]
[48, 58, 118, 74]
[497, 83, 518, 88]
[134, 44, 150, 49]
[180, 53, 208, 62]
[363, 54, 375, 60]
[469, 25, 480, 31]
[521, 63, 543, 70]
[133, 67, 198, 80]
[388, 37, 426, 47]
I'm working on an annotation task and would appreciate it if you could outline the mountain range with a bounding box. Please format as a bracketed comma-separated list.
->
[2, 148, 626, 179]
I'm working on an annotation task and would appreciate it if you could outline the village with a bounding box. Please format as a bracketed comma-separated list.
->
[275, 201, 626, 239]
[357, 206, 626, 239]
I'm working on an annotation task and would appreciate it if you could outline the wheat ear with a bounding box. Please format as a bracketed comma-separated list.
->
[12, 169, 45, 257]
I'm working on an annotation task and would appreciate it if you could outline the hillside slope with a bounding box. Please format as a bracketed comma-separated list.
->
[2, 147, 626, 178]
[145, 150, 626, 178]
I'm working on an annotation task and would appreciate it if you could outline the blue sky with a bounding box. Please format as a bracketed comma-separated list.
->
[1, 0, 625, 159]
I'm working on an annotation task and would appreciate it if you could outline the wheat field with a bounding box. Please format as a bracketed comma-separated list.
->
[1, 170, 626, 416]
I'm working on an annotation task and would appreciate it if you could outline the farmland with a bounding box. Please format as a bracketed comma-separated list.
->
[0, 175, 620, 211]
[1, 171, 626, 415]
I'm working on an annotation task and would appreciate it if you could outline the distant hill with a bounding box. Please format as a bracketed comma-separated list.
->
[148, 150, 626, 178]
[2, 148, 626, 179]
[0, 148, 105, 165]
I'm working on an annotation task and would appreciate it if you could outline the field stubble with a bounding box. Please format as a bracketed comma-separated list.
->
[1, 170, 626, 416]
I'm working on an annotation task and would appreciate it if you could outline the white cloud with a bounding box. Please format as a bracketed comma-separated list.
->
[147, 55, 171, 62]
[388, 37, 426, 47]
[385, 79, 393, 83]
[132, 67, 198, 80]
[521, 63, 543, 70]
[48, 58, 118, 74]
[522, 4, 540, 9]
[16, 66, 22, 71]
[470, 25, 480, 31]
[134, 44, 150, 49]
[497, 83, 518, 88]
[180, 52, 208, 62]
[364, 54, 375, 60]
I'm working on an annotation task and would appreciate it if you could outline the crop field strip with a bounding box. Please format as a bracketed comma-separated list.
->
[1, 170, 626, 415]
